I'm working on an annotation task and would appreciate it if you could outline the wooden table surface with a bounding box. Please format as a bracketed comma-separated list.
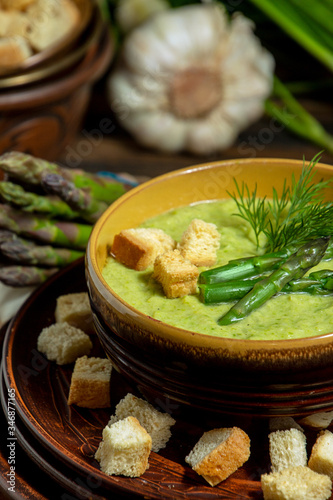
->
[59, 78, 333, 178]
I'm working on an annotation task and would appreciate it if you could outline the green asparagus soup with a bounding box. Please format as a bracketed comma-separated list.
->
[102, 200, 333, 340]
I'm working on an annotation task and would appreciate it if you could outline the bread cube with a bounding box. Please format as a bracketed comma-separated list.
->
[111, 228, 175, 271]
[185, 427, 251, 487]
[1, 0, 35, 9]
[269, 417, 303, 432]
[0, 36, 32, 68]
[269, 428, 307, 472]
[308, 430, 333, 479]
[261, 466, 332, 500]
[178, 218, 220, 266]
[68, 356, 112, 408]
[55, 292, 94, 334]
[153, 249, 199, 298]
[95, 416, 152, 477]
[299, 411, 333, 430]
[108, 393, 175, 452]
[0, 11, 30, 37]
[26, 0, 80, 52]
[37, 322, 92, 365]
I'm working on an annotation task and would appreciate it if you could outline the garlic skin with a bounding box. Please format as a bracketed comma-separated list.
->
[109, 4, 275, 155]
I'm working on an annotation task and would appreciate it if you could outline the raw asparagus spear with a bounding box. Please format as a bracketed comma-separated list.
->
[0, 231, 83, 266]
[0, 229, 13, 244]
[0, 151, 126, 202]
[218, 237, 330, 325]
[41, 173, 108, 223]
[0, 181, 79, 219]
[199, 239, 333, 284]
[200, 271, 333, 304]
[0, 265, 58, 286]
[0, 204, 91, 250]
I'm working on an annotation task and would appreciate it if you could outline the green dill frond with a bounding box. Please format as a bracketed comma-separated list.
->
[230, 153, 333, 252]
[227, 181, 269, 248]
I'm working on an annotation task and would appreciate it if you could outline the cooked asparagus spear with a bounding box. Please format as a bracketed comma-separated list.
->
[218, 237, 330, 325]
[0, 181, 79, 219]
[199, 239, 333, 285]
[0, 265, 58, 286]
[199, 251, 289, 284]
[0, 204, 91, 249]
[200, 270, 333, 304]
[199, 277, 267, 303]
[0, 231, 83, 266]
[41, 173, 108, 223]
[0, 151, 126, 202]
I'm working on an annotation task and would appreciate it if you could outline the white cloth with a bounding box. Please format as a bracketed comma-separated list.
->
[0, 283, 35, 328]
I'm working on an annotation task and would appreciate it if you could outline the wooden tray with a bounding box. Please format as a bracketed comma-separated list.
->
[1, 258, 331, 499]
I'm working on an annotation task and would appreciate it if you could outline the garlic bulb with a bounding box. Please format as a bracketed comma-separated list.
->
[115, 0, 169, 34]
[109, 4, 275, 156]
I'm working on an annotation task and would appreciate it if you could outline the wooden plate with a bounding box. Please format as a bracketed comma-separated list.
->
[1, 258, 331, 499]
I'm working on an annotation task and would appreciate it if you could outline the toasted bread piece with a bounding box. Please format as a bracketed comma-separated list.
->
[26, 0, 80, 51]
[269, 428, 307, 473]
[55, 292, 94, 334]
[269, 417, 303, 433]
[108, 393, 175, 452]
[0, 0, 35, 10]
[95, 416, 152, 477]
[261, 466, 332, 500]
[37, 322, 92, 365]
[299, 411, 333, 430]
[0, 36, 32, 67]
[153, 249, 199, 298]
[178, 218, 220, 267]
[308, 430, 333, 479]
[185, 427, 251, 487]
[112, 228, 175, 271]
[68, 356, 112, 408]
[0, 11, 29, 37]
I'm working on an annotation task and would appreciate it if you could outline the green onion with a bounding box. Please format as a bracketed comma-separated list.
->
[248, 0, 333, 71]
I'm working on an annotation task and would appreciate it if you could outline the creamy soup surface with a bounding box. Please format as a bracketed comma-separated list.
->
[102, 199, 333, 340]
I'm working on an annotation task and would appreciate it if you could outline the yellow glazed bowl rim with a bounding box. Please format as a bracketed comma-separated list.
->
[87, 157, 333, 354]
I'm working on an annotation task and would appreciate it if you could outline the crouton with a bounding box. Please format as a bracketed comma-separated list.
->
[68, 356, 112, 408]
[299, 411, 333, 430]
[108, 393, 175, 452]
[268, 428, 307, 473]
[0, 36, 32, 68]
[308, 430, 333, 479]
[0, 0, 35, 9]
[111, 228, 175, 271]
[178, 218, 220, 267]
[37, 322, 92, 365]
[261, 466, 332, 500]
[26, 0, 80, 51]
[95, 416, 152, 477]
[153, 249, 199, 298]
[0, 10, 29, 38]
[269, 417, 303, 433]
[185, 427, 251, 487]
[55, 292, 94, 334]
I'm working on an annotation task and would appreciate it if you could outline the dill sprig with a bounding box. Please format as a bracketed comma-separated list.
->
[229, 181, 269, 248]
[229, 153, 333, 252]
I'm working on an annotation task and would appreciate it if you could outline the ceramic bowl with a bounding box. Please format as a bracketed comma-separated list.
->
[0, 4, 113, 161]
[86, 158, 333, 418]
